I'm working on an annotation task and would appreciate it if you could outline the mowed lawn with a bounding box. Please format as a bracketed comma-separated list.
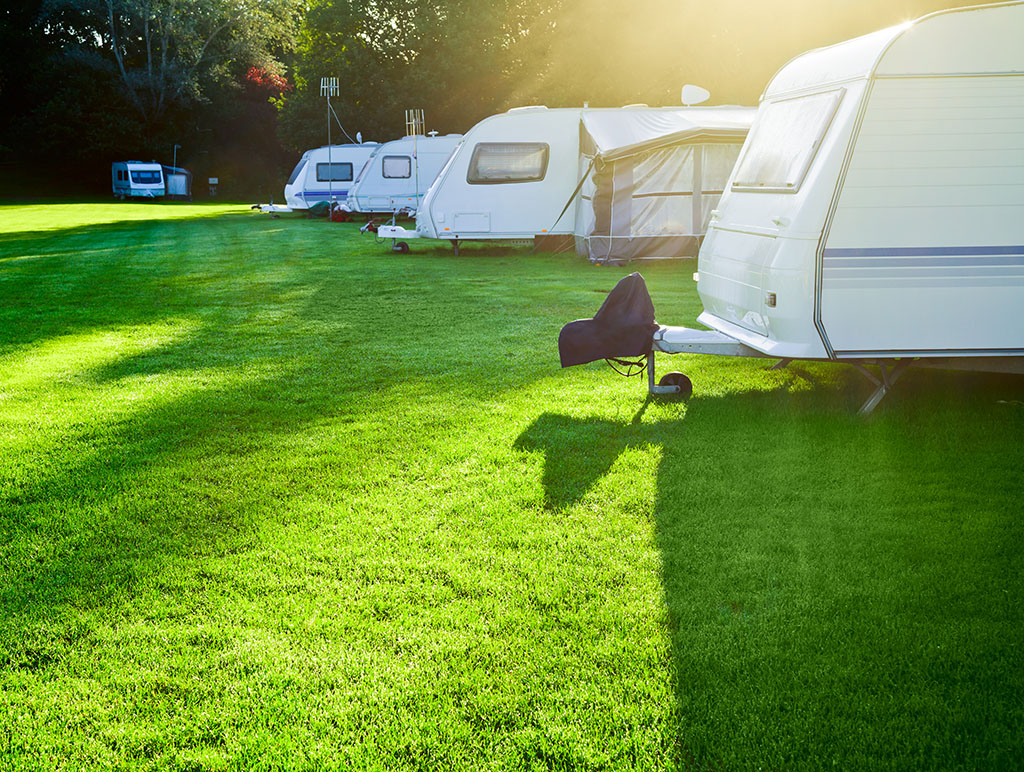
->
[1, 202, 1022, 771]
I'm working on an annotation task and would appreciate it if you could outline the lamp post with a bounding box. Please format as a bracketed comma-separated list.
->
[172, 144, 181, 169]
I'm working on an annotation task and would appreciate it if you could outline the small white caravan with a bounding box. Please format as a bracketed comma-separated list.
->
[574, 107, 754, 263]
[342, 133, 463, 215]
[592, 1, 1024, 413]
[281, 143, 380, 210]
[111, 162, 165, 199]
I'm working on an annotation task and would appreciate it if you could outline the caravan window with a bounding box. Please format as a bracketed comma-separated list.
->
[732, 89, 843, 192]
[287, 159, 307, 185]
[316, 162, 353, 182]
[467, 143, 549, 184]
[354, 152, 378, 183]
[382, 156, 412, 179]
[130, 170, 162, 184]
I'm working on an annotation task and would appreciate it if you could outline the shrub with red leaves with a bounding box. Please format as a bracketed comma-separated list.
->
[245, 66, 292, 96]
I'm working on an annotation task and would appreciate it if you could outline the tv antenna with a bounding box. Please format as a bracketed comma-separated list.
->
[322, 77, 340, 204]
[405, 109, 425, 209]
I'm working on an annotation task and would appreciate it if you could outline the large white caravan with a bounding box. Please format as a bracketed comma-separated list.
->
[342, 134, 462, 215]
[561, 1, 1024, 413]
[380, 107, 585, 252]
[574, 108, 754, 263]
[111, 162, 165, 199]
[282, 143, 379, 210]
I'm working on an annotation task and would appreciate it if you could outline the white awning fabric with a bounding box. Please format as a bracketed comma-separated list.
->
[580, 107, 756, 163]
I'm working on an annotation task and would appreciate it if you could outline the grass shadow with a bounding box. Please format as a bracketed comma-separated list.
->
[515, 365, 1024, 768]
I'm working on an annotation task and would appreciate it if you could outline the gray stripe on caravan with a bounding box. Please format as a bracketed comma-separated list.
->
[823, 276, 1024, 288]
[824, 266, 1024, 278]
[824, 255, 1024, 268]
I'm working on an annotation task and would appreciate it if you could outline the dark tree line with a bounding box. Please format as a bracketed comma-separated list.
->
[0, 0, 979, 199]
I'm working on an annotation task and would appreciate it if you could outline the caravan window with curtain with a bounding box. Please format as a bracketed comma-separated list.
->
[731, 89, 843, 192]
[382, 156, 412, 178]
[467, 143, 549, 184]
[316, 162, 353, 182]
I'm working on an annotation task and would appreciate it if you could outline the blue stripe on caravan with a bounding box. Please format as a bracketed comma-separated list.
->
[296, 190, 350, 197]
[824, 245, 1024, 258]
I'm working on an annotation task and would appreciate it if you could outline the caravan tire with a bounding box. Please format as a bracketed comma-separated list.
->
[658, 372, 693, 398]
[393, 242, 410, 254]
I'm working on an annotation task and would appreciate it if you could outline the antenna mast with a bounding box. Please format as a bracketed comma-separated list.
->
[321, 77, 340, 205]
[405, 109, 425, 210]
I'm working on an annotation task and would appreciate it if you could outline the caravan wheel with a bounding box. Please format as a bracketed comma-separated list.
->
[658, 372, 693, 398]
[392, 242, 410, 254]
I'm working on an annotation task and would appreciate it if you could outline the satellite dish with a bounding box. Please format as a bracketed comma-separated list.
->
[681, 84, 711, 106]
[356, 131, 362, 144]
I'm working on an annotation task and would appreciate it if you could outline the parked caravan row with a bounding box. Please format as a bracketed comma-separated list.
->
[111, 162, 193, 200]
[264, 134, 462, 216]
[378, 105, 755, 258]
[558, 0, 1024, 413]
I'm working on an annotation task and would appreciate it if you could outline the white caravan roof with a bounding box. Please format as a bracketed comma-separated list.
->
[766, 0, 1024, 98]
[580, 107, 756, 162]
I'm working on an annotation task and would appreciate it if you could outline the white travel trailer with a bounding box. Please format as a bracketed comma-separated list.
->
[281, 143, 380, 210]
[342, 133, 463, 215]
[563, 1, 1024, 414]
[111, 162, 165, 199]
[574, 107, 754, 264]
[378, 106, 590, 253]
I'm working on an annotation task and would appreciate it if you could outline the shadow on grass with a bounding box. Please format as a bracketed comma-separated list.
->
[515, 367, 1024, 768]
[0, 216, 588, 663]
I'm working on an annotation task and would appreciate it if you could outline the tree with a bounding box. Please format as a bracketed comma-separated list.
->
[40, 0, 301, 128]
[277, 0, 564, 151]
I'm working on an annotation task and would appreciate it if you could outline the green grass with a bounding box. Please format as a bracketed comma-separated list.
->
[1, 202, 1022, 771]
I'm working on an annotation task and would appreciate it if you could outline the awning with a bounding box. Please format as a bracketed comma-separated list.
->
[580, 107, 756, 163]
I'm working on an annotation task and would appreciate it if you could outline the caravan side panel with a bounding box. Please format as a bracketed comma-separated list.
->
[821, 75, 1024, 355]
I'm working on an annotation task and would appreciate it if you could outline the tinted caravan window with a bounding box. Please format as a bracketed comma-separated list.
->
[382, 156, 412, 178]
[130, 170, 162, 184]
[467, 143, 549, 184]
[287, 159, 307, 185]
[732, 89, 843, 192]
[316, 162, 353, 182]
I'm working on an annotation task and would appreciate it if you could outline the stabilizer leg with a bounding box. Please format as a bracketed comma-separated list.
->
[853, 360, 913, 416]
